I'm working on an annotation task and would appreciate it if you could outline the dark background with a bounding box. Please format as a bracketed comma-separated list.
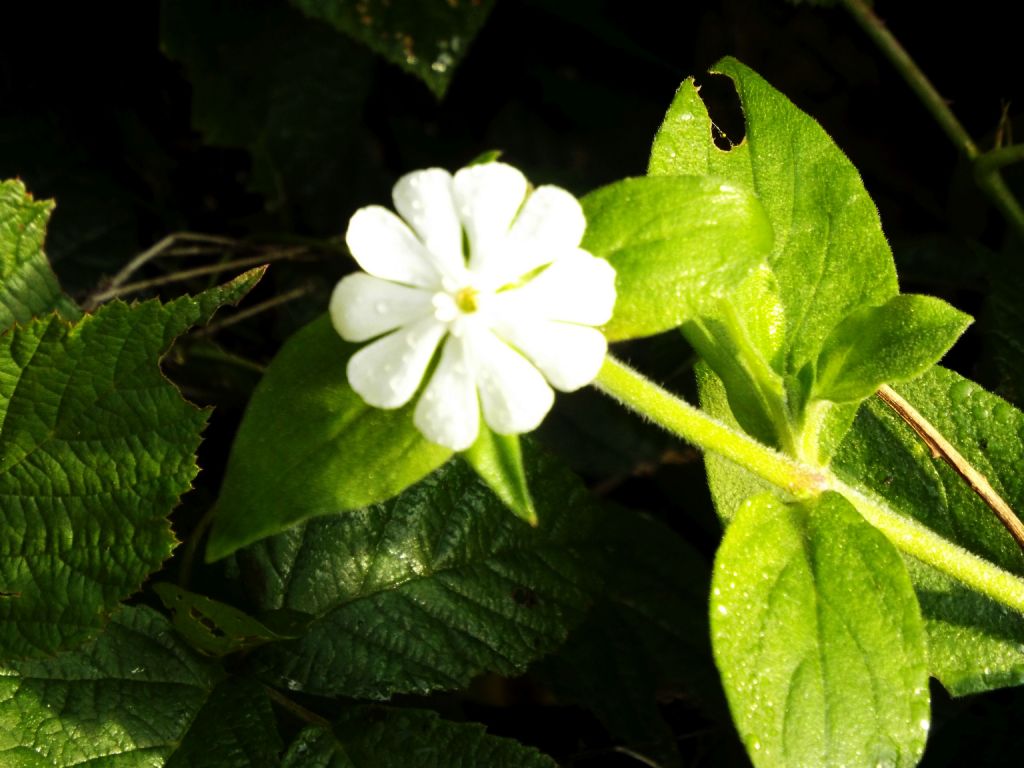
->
[2, 1, 1021, 765]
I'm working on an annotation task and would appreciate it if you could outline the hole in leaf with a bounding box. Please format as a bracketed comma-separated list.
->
[700, 73, 746, 151]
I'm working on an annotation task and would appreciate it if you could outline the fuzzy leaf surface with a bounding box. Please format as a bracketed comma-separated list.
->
[207, 315, 451, 561]
[648, 57, 898, 370]
[711, 492, 929, 768]
[230, 451, 608, 698]
[0, 606, 222, 766]
[288, 0, 496, 98]
[0, 269, 262, 657]
[282, 706, 557, 767]
[812, 294, 971, 404]
[833, 366, 1024, 695]
[581, 174, 773, 341]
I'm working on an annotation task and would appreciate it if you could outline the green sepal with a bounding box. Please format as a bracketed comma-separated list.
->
[466, 149, 503, 166]
[580, 174, 773, 341]
[461, 423, 537, 526]
[153, 583, 296, 657]
[812, 293, 973, 404]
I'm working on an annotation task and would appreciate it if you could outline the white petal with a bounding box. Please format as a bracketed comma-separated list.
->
[495, 319, 607, 392]
[392, 168, 466, 282]
[330, 273, 433, 343]
[452, 163, 528, 274]
[508, 185, 586, 251]
[346, 317, 446, 409]
[346, 206, 442, 288]
[507, 248, 617, 326]
[466, 327, 554, 435]
[414, 335, 480, 451]
[481, 185, 588, 289]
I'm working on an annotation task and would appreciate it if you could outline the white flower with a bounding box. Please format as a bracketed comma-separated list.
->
[330, 162, 616, 452]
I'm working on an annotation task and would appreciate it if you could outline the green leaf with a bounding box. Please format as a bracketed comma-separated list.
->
[0, 606, 223, 766]
[833, 366, 1024, 695]
[711, 492, 930, 768]
[283, 706, 557, 767]
[580, 175, 773, 341]
[154, 583, 293, 657]
[462, 425, 536, 525]
[535, 511, 716, 768]
[649, 57, 898, 371]
[206, 315, 451, 562]
[813, 294, 972, 404]
[0, 179, 77, 329]
[229, 451, 607, 698]
[166, 677, 282, 768]
[681, 264, 790, 447]
[161, 0, 374, 232]
[288, 0, 496, 98]
[0, 268, 262, 658]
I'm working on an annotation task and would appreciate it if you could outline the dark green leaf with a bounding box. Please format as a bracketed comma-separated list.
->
[833, 366, 1024, 695]
[711, 492, 929, 768]
[535, 511, 715, 768]
[206, 315, 451, 562]
[462, 425, 536, 525]
[288, 0, 496, 98]
[230, 451, 606, 698]
[0, 179, 77, 329]
[283, 706, 557, 767]
[167, 677, 282, 768]
[649, 57, 898, 371]
[580, 175, 773, 341]
[813, 294, 972, 404]
[154, 583, 294, 657]
[0, 606, 222, 765]
[161, 0, 373, 232]
[0, 269, 262, 658]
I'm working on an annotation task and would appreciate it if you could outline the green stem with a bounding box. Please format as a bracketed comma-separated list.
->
[595, 357, 829, 497]
[595, 355, 1024, 615]
[842, 0, 1024, 241]
[976, 144, 1024, 178]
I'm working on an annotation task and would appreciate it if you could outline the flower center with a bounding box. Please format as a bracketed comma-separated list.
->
[454, 286, 479, 313]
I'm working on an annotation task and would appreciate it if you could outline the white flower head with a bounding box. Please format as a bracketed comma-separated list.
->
[330, 162, 616, 452]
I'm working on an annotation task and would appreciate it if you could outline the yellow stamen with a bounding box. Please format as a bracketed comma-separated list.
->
[454, 286, 479, 313]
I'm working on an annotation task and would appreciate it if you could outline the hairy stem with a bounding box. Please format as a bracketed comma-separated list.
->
[596, 356, 830, 495]
[595, 355, 1024, 615]
[842, 0, 1024, 240]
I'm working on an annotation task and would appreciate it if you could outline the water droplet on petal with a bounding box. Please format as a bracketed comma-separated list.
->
[375, 301, 388, 314]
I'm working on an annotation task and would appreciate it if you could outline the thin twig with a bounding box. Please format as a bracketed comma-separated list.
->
[193, 285, 313, 338]
[96, 233, 238, 296]
[842, 0, 1024, 241]
[86, 251, 300, 306]
[877, 384, 1024, 551]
